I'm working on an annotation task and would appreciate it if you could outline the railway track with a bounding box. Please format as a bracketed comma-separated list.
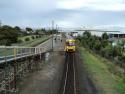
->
[59, 53, 80, 94]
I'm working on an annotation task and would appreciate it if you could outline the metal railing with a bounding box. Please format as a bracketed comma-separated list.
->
[0, 46, 48, 94]
[0, 46, 47, 64]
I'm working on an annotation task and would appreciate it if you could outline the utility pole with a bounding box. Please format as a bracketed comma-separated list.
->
[13, 48, 17, 90]
[56, 24, 58, 40]
[56, 24, 58, 30]
[52, 20, 54, 51]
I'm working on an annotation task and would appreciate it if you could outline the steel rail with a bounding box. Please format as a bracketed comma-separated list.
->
[62, 53, 76, 94]
[62, 55, 69, 94]
[73, 53, 76, 94]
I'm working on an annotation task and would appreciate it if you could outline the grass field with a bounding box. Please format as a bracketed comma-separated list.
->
[79, 47, 125, 94]
[18, 35, 35, 42]
[0, 35, 51, 57]
[17, 35, 51, 47]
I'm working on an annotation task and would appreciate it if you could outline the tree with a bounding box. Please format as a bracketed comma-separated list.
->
[14, 26, 21, 31]
[26, 27, 33, 34]
[93, 39, 101, 51]
[82, 31, 92, 47]
[83, 31, 91, 39]
[101, 33, 109, 48]
[31, 36, 35, 39]
[0, 25, 18, 45]
[14, 26, 23, 36]
[25, 37, 30, 41]
[35, 28, 46, 35]
[102, 32, 109, 40]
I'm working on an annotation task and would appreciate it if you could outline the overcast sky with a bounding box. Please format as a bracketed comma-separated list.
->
[0, 0, 125, 28]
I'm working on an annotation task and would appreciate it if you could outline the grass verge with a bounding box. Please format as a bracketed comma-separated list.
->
[0, 36, 51, 56]
[18, 35, 35, 41]
[79, 47, 125, 94]
[18, 35, 51, 47]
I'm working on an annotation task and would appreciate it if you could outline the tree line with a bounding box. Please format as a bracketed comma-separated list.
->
[0, 25, 19, 45]
[77, 31, 125, 66]
[0, 25, 58, 46]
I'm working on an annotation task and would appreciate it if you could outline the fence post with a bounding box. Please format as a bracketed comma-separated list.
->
[13, 48, 17, 90]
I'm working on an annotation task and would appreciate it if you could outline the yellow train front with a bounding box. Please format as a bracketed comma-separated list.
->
[65, 39, 75, 53]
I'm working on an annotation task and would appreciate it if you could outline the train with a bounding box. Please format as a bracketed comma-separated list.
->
[64, 38, 75, 52]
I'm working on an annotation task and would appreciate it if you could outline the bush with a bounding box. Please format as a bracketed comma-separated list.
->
[36, 36, 39, 38]
[31, 36, 35, 39]
[123, 77, 125, 83]
[0, 39, 11, 46]
[0, 25, 18, 45]
[39, 35, 42, 38]
[18, 39, 23, 43]
[118, 55, 125, 63]
[25, 37, 30, 41]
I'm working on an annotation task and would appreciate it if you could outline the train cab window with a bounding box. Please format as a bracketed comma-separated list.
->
[66, 42, 75, 46]
[69, 42, 75, 46]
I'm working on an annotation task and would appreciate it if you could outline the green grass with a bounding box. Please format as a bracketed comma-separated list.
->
[79, 47, 125, 94]
[0, 35, 51, 56]
[18, 35, 36, 42]
[18, 35, 51, 47]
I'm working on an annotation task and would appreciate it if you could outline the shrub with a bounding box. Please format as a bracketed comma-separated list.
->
[0, 39, 11, 46]
[39, 35, 42, 38]
[31, 36, 35, 39]
[18, 39, 23, 43]
[25, 37, 30, 41]
[123, 77, 125, 83]
[36, 36, 39, 38]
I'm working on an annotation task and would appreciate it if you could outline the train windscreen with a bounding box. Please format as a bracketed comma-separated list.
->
[66, 42, 75, 46]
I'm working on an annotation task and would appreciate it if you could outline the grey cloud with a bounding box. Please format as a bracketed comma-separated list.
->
[0, 0, 125, 28]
